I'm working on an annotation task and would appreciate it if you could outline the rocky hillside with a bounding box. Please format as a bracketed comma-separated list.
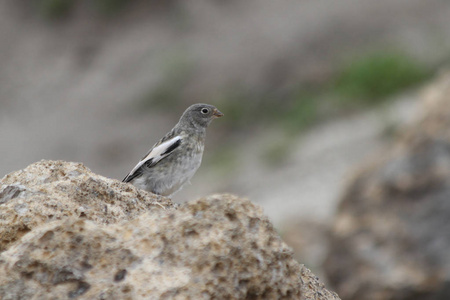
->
[0, 160, 339, 299]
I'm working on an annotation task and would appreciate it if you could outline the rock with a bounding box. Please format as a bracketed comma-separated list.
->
[0, 160, 174, 253]
[325, 72, 450, 299]
[0, 160, 340, 299]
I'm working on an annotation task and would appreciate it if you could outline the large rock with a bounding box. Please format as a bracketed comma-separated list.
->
[325, 73, 450, 299]
[0, 160, 173, 253]
[0, 160, 339, 299]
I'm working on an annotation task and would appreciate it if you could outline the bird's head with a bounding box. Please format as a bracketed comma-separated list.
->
[180, 103, 223, 129]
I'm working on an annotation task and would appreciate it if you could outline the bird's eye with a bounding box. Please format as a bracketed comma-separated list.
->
[201, 108, 209, 114]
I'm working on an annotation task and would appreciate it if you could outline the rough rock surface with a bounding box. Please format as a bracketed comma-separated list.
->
[0, 160, 173, 253]
[325, 72, 450, 299]
[0, 160, 339, 299]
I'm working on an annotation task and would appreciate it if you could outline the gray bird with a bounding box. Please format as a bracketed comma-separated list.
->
[123, 103, 223, 197]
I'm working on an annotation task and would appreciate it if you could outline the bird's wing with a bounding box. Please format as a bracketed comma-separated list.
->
[122, 135, 182, 182]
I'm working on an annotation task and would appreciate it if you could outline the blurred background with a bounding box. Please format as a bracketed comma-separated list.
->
[1, 1, 450, 299]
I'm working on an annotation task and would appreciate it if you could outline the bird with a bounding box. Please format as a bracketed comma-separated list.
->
[123, 103, 223, 197]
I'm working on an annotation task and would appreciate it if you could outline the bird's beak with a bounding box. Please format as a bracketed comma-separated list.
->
[213, 109, 224, 118]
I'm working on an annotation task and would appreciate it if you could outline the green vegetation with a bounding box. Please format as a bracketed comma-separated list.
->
[333, 52, 429, 105]
[227, 51, 430, 166]
[39, 0, 74, 19]
[93, 0, 129, 15]
[37, 0, 132, 19]
[219, 51, 430, 135]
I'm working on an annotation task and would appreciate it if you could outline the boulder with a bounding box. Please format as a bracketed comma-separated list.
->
[325, 73, 450, 299]
[0, 160, 173, 253]
[0, 160, 339, 299]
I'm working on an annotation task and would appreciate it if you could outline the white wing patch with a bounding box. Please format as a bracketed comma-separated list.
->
[124, 136, 182, 182]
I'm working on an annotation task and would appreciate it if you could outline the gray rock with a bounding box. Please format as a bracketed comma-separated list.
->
[0, 184, 25, 204]
[325, 73, 450, 300]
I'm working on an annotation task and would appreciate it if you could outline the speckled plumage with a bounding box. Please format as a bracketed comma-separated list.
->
[123, 104, 223, 197]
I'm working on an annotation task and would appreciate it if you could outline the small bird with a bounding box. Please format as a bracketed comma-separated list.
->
[123, 103, 223, 197]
